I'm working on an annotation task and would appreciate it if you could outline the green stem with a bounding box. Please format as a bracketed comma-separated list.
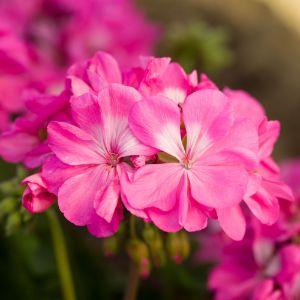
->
[124, 260, 140, 300]
[130, 215, 137, 238]
[47, 209, 76, 300]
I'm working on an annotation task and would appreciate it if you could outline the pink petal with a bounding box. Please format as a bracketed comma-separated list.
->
[120, 163, 184, 211]
[94, 177, 120, 223]
[70, 93, 102, 139]
[87, 204, 123, 238]
[88, 51, 122, 85]
[160, 63, 189, 104]
[263, 179, 295, 202]
[48, 121, 104, 165]
[224, 88, 265, 128]
[217, 205, 246, 241]
[147, 206, 182, 232]
[0, 129, 38, 164]
[179, 175, 208, 231]
[98, 84, 155, 157]
[258, 120, 280, 159]
[129, 96, 184, 159]
[42, 155, 91, 195]
[24, 141, 51, 169]
[183, 89, 233, 160]
[58, 165, 109, 226]
[244, 184, 280, 225]
[189, 151, 248, 209]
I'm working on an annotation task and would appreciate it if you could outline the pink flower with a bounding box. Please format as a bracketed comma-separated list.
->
[123, 56, 197, 104]
[22, 173, 56, 213]
[67, 51, 122, 96]
[0, 0, 158, 71]
[121, 89, 256, 239]
[208, 227, 300, 300]
[45, 84, 155, 237]
[0, 91, 70, 168]
[223, 89, 294, 229]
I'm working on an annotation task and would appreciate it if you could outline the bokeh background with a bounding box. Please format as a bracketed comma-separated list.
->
[1, 0, 300, 299]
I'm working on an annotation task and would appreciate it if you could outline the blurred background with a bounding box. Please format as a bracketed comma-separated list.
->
[1, 0, 300, 299]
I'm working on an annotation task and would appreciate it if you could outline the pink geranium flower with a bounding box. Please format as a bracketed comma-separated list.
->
[45, 84, 155, 237]
[123, 56, 197, 104]
[222, 89, 294, 232]
[121, 89, 256, 239]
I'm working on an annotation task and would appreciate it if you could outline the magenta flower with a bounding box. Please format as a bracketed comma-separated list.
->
[208, 226, 300, 300]
[123, 56, 197, 104]
[221, 89, 294, 232]
[22, 173, 56, 213]
[0, 91, 70, 168]
[121, 89, 256, 239]
[45, 84, 155, 237]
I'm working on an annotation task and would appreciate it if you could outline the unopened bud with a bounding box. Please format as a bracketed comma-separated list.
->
[127, 239, 151, 278]
[102, 236, 118, 257]
[166, 232, 190, 263]
[143, 225, 166, 267]
[130, 155, 147, 168]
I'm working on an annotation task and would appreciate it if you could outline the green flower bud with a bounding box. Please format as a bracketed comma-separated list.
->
[143, 225, 166, 267]
[166, 232, 190, 263]
[127, 239, 151, 278]
[102, 236, 119, 257]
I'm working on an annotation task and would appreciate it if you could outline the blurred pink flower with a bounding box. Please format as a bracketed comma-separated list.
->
[209, 226, 300, 300]
[123, 56, 197, 104]
[0, 91, 71, 168]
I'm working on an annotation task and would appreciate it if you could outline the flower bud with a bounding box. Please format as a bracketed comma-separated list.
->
[127, 239, 151, 278]
[22, 173, 56, 213]
[102, 236, 118, 257]
[166, 232, 190, 263]
[143, 225, 166, 267]
[130, 155, 147, 168]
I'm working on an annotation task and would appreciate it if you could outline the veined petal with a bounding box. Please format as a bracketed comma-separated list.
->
[42, 155, 92, 195]
[48, 121, 104, 165]
[94, 177, 120, 223]
[129, 95, 184, 160]
[244, 185, 280, 225]
[98, 84, 155, 157]
[217, 205, 246, 241]
[147, 206, 182, 232]
[87, 205, 123, 238]
[179, 175, 208, 231]
[88, 51, 122, 88]
[120, 163, 184, 211]
[70, 93, 102, 140]
[189, 151, 248, 209]
[183, 89, 233, 161]
[58, 165, 108, 226]
[160, 63, 189, 104]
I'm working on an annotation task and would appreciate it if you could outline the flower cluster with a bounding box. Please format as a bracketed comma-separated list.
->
[0, 0, 158, 131]
[0, 51, 293, 240]
[206, 159, 300, 299]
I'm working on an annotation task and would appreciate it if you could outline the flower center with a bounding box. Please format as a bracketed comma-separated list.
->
[181, 156, 192, 170]
[106, 153, 119, 167]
